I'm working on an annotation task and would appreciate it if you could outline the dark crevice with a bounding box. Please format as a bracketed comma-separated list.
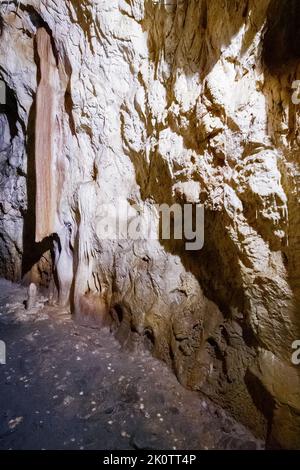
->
[143, 326, 155, 352]
[0, 81, 19, 140]
[262, 0, 300, 74]
[0, 13, 4, 36]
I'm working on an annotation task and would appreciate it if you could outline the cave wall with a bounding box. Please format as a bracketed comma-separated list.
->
[0, 0, 300, 448]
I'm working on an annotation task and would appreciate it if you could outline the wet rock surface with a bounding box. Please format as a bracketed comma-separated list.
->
[0, 279, 263, 450]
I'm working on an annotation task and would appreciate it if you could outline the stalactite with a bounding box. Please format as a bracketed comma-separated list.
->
[35, 27, 59, 243]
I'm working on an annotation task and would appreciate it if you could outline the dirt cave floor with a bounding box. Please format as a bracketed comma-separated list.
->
[0, 279, 263, 450]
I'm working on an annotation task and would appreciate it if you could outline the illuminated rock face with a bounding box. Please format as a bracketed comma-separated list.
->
[0, 0, 299, 448]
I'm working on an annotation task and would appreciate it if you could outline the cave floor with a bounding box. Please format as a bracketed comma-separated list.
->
[0, 279, 263, 450]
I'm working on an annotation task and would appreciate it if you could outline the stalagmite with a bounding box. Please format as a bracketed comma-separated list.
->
[54, 223, 74, 307]
[25, 282, 37, 310]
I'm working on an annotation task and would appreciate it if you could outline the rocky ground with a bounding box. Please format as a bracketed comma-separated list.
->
[0, 279, 263, 450]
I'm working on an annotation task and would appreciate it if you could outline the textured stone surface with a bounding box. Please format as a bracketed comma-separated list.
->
[0, 0, 299, 448]
[0, 279, 263, 450]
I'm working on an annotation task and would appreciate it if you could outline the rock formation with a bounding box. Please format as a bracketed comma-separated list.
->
[0, 0, 299, 448]
[25, 281, 37, 309]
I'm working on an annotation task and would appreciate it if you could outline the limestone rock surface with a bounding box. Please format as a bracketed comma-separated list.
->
[0, 0, 300, 448]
